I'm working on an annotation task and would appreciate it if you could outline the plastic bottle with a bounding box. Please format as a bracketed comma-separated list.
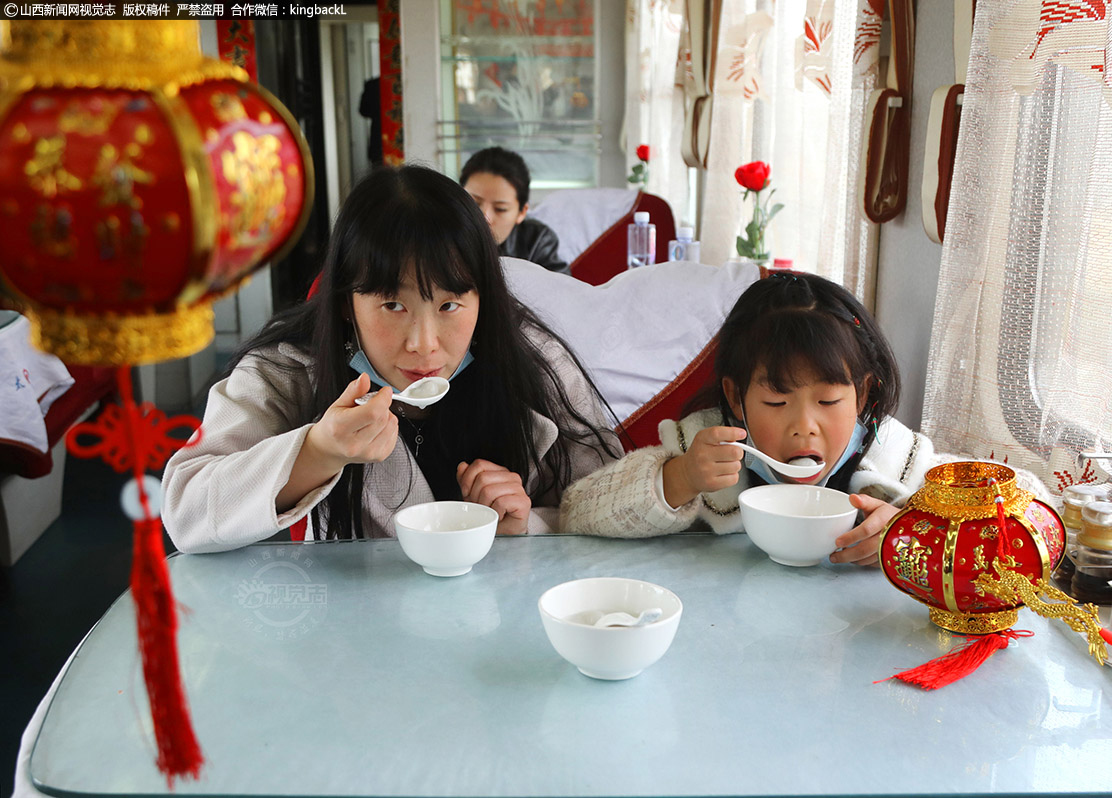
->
[667, 226, 701, 263]
[1071, 500, 1112, 604]
[627, 211, 656, 269]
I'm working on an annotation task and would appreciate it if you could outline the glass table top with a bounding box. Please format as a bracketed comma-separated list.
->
[29, 534, 1112, 797]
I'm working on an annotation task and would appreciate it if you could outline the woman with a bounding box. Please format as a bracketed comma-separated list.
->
[460, 146, 568, 274]
[163, 165, 619, 553]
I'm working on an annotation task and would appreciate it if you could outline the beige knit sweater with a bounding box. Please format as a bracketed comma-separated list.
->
[560, 409, 1052, 538]
[162, 333, 619, 553]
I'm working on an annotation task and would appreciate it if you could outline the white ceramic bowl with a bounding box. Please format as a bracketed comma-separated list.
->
[393, 501, 498, 577]
[739, 484, 858, 567]
[537, 577, 682, 680]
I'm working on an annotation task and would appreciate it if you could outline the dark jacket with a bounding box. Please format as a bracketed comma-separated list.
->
[500, 218, 568, 274]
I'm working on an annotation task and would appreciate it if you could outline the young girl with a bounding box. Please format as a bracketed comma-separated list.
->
[163, 165, 620, 553]
[560, 271, 1051, 566]
[460, 147, 568, 274]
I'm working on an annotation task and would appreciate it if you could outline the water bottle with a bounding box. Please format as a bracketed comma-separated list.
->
[667, 226, 701, 263]
[627, 211, 656, 269]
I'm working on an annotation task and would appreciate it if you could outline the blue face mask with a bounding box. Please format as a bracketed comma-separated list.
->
[348, 343, 474, 391]
[744, 420, 868, 488]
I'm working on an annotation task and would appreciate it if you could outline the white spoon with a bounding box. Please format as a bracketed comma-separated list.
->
[354, 376, 450, 409]
[594, 608, 663, 628]
[720, 441, 825, 479]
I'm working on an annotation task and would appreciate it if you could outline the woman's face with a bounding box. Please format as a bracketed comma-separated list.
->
[724, 365, 865, 485]
[463, 172, 527, 245]
[351, 267, 479, 391]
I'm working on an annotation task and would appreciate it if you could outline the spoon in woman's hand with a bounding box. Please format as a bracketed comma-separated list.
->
[354, 376, 450, 409]
[593, 608, 663, 628]
[720, 440, 825, 478]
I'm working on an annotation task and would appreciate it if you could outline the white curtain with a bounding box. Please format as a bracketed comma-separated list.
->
[625, 0, 884, 300]
[922, 0, 1112, 494]
[624, 0, 690, 222]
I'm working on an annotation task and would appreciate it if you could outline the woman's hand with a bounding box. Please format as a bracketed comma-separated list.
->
[304, 373, 399, 471]
[456, 459, 531, 536]
[278, 374, 399, 513]
[830, 493, 899, 567]
[661, 426, 746, 508]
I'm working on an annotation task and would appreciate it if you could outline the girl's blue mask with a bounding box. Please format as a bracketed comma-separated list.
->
[744, 420, 868, 487]
[348, 342, 474, 391]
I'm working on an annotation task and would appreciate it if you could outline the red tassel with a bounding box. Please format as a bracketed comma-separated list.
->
[876, 629, 1033, 689]
[131, 516, 204, 781]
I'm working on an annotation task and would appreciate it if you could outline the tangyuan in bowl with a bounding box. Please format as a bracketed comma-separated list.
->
[538, 577, 682, 680]
[739, 484, 858, 567]
[394, 501, 498, 577]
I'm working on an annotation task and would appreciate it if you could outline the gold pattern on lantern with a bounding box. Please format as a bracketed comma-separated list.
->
[211, 92, 248, 124]
[58, 100, 121, 136]
[29, 302, 215, 366]
[11, 122, 29, 142]
[30, 204, 75, 258]
[26, 136, 82, 198]
[973, 544, 987, 572]
[975, 565, 1108, 665]
[96, 211, 149, 266]
[909, 462, 1033, 520]
[911, 519, 942, 539]
[893, 537, 932, 591]
[222, 131, 286, 247]
[928, 606, 1018, 634]
[92, 141, 153, 208]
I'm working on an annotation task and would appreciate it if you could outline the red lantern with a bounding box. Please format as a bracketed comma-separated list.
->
[0, 21, 312, 780]
[0, 20, 312, 364]
[879, 462, 1064, 634]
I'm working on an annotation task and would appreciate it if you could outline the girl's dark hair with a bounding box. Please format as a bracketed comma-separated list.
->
[459, 146, 531, 207]
[228, 164, 616, 539]
[688, 271, 900, 448]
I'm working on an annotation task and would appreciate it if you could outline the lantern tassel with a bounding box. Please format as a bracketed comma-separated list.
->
[876, 629, 1033, 689]
[117, 369, 204, 782]
[131, 515, 204, 781]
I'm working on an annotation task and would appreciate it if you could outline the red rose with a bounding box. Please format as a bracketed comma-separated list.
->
[735, 161, 770, 191]
[636, 144, 650, 162]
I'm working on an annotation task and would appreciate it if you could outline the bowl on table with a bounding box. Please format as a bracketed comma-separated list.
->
[537, 577, 683, 680]
[739, 484, 858, 567]
[393, 501, 498, 577]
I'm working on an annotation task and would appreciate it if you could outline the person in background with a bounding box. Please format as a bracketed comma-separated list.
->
[460, 146, 569, 274]
[162, 165, 619, 553]
[560, 271, 1052, 565]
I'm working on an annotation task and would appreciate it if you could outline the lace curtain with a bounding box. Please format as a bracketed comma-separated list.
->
[624, 0, 884, 300]
[922, 0, 1112, 494]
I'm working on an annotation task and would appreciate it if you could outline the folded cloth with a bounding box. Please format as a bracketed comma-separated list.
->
[0, 314, 75, 454]
[502, 257, 760, 423]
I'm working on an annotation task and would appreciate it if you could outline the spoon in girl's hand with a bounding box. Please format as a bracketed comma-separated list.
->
[354, 376, 450, 409]
[593, 608, 663, 628]
[719, 440, 825, 479]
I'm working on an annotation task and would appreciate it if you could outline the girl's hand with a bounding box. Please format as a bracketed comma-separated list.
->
[456, 459, 531, 536]
[830, 493, 899, 567]
[661, 426, 746, 508]
[304, 373, 400, 470]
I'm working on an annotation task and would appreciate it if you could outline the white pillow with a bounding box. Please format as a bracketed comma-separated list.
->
[528, 188, 638, 266]
[503, 257, 761, 422]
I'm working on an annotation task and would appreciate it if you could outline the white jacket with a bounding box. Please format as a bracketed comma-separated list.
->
[560, 409, 1051, 538]
[163, 334, 618, 553]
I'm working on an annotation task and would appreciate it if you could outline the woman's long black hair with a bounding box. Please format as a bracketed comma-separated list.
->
[228, 164, 618, 539]
[688, 271, 900, 449]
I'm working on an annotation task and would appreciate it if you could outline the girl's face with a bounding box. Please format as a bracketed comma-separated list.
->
[351, 267, 479, 390]
[724, 366, 865, 485]
[463, 172, 527, 245]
